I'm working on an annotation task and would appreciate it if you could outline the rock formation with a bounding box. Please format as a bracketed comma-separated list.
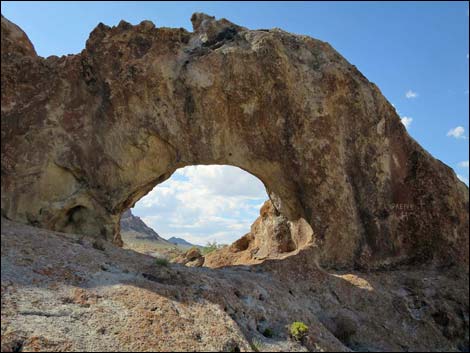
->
[1, 13, 468, 269]
[174, 247, 205, 267]
[205, 200, 313, 268]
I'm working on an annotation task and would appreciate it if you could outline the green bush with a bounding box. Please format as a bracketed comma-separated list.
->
[262, 328, 273, 338]
[289, 321, 309, 341]
[201, 241, 227, 255]
[155, 257, 169, 267]
[250, 338, 264, 352]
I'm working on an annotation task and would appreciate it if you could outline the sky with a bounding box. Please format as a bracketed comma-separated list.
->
[2, 1, 468, 244]
[133, 165, 267, 246]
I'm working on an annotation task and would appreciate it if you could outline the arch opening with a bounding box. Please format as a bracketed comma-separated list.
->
[119, 164, 314, 267]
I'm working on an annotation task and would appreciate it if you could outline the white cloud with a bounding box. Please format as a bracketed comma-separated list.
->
[447, 126, 466, 139]
[458, 160, 469, 168]
[457, 174, 469, 184]
[401, 116, 413, 128]
[391, 103, 401, 115]
[405, 89, 418, 99]
[133, 165, 268, 245]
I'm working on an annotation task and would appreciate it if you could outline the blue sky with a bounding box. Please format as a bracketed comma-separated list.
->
[2, 1, 468, 244]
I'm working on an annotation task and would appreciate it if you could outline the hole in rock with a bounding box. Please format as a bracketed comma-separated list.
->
[120, 165, 276, 265]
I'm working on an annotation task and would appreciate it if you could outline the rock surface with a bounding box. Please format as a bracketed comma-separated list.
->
[1, 218, 468, 352]
[1, 13, 468, 269]
[174, 247, 205, 267]
[205, 200, 313, 268]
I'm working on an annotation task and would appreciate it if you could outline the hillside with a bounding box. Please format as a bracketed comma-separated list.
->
[120, 210, 195, 259]
[120, 210, 181, 258]
[167, 237, 197, 248]
[120, 210, 168, 242]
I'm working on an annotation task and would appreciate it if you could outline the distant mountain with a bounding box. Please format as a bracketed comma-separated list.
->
[167, 237, 196, 248]
[120, 211, 198, 254]
[120, 210, 170, 244]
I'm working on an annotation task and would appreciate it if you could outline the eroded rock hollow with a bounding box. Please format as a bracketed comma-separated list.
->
[1, 14, 468, 268]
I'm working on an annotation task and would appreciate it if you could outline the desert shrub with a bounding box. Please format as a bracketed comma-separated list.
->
[201, 241, 226, 255]
[165, 248, 184, 261]
[250, 338, 264, 352]
[155, 257, 169, 267]
[289, 321, 309, 341]
[262, 328, 273, 338]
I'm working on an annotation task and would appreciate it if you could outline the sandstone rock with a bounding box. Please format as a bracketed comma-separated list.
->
[185, 247, 202, 261]
[174, 247, 205, 267]
[1, 14, 468, 269]
[205, 200, 313, 268]
[186, 257, 205, 268]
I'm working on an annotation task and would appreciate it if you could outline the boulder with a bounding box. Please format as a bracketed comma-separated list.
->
[205, 200, 313, 268]
[174, 247, 205, 267]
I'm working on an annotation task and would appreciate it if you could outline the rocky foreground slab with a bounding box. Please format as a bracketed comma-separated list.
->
[1, 218, 468, 352]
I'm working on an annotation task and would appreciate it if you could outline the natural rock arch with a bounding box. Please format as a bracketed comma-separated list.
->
[1, 14, 468, 268]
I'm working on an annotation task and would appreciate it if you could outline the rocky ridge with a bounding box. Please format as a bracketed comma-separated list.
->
[120, 209, 166, 242]
[167, 237, 197, 248]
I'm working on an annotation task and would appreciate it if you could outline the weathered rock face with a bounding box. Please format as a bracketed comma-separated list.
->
[1, 13, 468, 268]
[174, 247, 205, 267]
[205, 200, 314, 268]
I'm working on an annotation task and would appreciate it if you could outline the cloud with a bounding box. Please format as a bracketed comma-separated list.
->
[400, 116, 413, 128]
[405, 89, 418, 99]
[133, 165, 268, 246]
[447, 126, 466, 139]
[392, 103, 402, 116]
[458, 160, 469, 168]
[457, 174, 469, 184]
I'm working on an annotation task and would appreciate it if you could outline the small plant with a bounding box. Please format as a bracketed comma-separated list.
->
[262, 328, 273, 338]
[250, 338, 264, 352]
[155, 257, 169, 267]
[289, 321, 309, 341]
[201, 241, 227, 255]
